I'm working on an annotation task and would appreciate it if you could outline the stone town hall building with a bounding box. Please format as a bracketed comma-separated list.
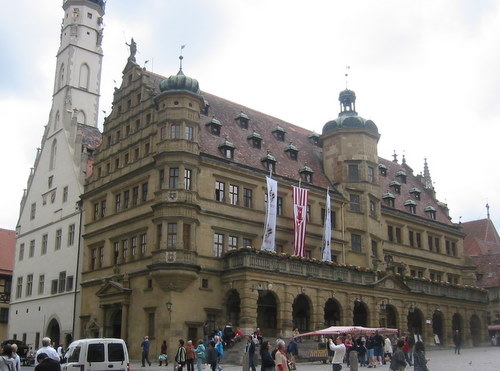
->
[79, 45, 487, 358]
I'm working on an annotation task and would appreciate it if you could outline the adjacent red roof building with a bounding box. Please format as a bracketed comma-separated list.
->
[0, 228, 15, 276]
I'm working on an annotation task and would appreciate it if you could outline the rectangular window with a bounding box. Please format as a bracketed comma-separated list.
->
[371, 240, 378, 258]
[91, 248, 97, 270]
[156, 224, 162, 250]
[243, 238, 252, 248]
[122, 239, 129, 260]
[349, 194, 361, 212]
[445, 240, 450, 255]
[51, 279, 58, 295]
[55, 229, 62, 250]
[369, 200, 376, 217]
[19, 243, 25, 261]
[171, 124, 181, 139]
[115, 194, 121, 212]
[131, 236, 138, 257]
[451, 242, 457, 256]
[435, 237, 440, 253]
[184, 169, 192, 190]
[387, 226, 394, 242]
[101, 200, 107, 217]
[213, 233, 224, 257]
[321, 209, 336, 229]
[124, 190, 130, 209]
[66, 276, 74, 291]
[16, 277, 23, 298]
[113, 241, 120, 264]
[243, 188, 253, 208]
[228, 236, 238, 250]
[142, 183, 148, 201]
[93, 203, 99, 220]
[428, 236, 434, 251]
[215, 181, 225, 202]
[169, 168, 179, 188]
[183, 224, 191, 250]
[26, 274, 33, 297]
[159, 169, 165, 187]
[38, 274, 45, 295]
[144, 142, 150, 155]
[368, 166, 375, 183]
[185, 126, 194, 140]
[132, 186, 139, 206]
[229, 184, 239, 205]
[63, 186, 68, 203]
[409, 231, 414, 247]
[141, 233, 147, 254]
[416, 232, 422, 248]
[395, 227, 402, 243]
[160, 126, 167, 139]
[30, 203, 36, 220]
[348, 164, 359, 181]
[68, 224, 75, 246]
[277, 197, 283, 216]
[58, 271, 66, 293]
[99, 246, 104, 265]
[351, 234, 362, 252]
[167, 223, 177, 249]
[148, 312, 155, 338]
[29, 240, 35, 258]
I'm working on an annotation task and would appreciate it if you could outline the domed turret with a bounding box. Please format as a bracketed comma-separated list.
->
[322, 89, 378, 135]
[159, 55, 201, 96]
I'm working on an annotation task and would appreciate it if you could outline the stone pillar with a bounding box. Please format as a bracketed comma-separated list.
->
[280, 284, 294, 338]
[312, 288, 323, 330]
[121, 303, 129, 344]
[98, 305, 106, 338]
[239, 281, 258, 335]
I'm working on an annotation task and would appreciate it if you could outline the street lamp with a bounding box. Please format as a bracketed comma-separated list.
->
[380, 301, 387, 311]
[166, 301, 173, 312]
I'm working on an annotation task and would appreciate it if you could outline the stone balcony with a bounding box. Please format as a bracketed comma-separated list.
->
[148, 249, 200, 291]
[404, 278, 487, 303]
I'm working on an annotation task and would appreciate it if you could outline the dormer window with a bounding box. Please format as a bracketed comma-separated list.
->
[218, 139, 235, 160]
[299, 164, 313, 183]
[396, 170, 407, 184]
[206, 116, 222, 136]
[382, 192, 395, 208]
[409, 187, 421, 200]
[261, 152, 277, 173]
[235, 111, 250, 129]
[378, 164, 387, 177]
[247, 131, 262, 149]
[404, 200, 417, 214]
[284, 142, 299, 160]
[203, 99, 210, 116]
[424, 206, 437, 220]
[272, 125, 286, 141]
[389, 181, 401, 194]
[308, 133, 320, 146]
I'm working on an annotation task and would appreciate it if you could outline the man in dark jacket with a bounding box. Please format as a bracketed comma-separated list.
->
[245, 336, 256, 371]
[34, 353, 60, 371]
[286, 337, 298, 368]
[453, 330, 462, 354]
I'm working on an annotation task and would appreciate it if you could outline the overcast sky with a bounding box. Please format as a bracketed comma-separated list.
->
[1, 0, 499, 231]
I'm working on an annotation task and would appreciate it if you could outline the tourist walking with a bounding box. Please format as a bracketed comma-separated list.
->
[0, 344, 15, 371]
[9, 345, 20, 371]
[205, 342, 218, 371]
[193, 340, 205, 371]
[384, 335, 393, 363]
[453, 330, 461, 355]
[412, 341, 428, 371]
[244, 335, 256, 371]
[158, 340, 168, 366]
[274, 340, 289, 371]
[175, 339, 187, 371]
[260, 341, 274, 371]
[329, 336, 346, 371]
[285, 337, 298, 369]
[141, 336, 152, 367]
[215, 336, 224, 371]
[389, 340, 406, 371]
[186, 341, 195, 371]
[348, 338, 359, 371]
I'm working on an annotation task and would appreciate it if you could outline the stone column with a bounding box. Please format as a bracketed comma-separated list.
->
[121, 303, 129, 344]
[312, 288, 323, 330]
[98, 305, 106, 338]
[280, 284, 294, 338]
[239, 281, 258, 335]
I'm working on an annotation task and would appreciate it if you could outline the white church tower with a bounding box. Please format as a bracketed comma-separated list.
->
[9, 0, 105, 347]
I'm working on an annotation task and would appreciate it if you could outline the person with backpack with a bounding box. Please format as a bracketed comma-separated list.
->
[205, 342, 218, 371]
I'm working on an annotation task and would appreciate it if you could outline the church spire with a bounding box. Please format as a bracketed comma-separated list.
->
[423, 157, 433, 189]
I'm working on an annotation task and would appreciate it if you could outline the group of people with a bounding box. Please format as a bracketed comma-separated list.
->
[0, 337, 63, 371]
[243, 334, 299, 371]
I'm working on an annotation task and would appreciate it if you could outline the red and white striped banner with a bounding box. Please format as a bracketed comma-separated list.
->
[293, 186, 309, 257]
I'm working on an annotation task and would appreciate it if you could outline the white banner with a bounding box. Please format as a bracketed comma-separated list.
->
[262, 177, 278, 251]
[322, 191, 332, 261]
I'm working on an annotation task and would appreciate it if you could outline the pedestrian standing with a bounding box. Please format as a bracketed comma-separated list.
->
[274, 340, 289, 371]
[9, 345, 20, 371]
[175, 339, 187, 371]
[0, 344, 15, 371]
[260, 341, 274, 371]
[285, 337, 298, 370]
[389, 340, 406, 371]
[141, 336, 152, 367]
[453, 330, 461, 355]
[158, 340, 168, 366]
[193, 340, 205, 371]
[186, 341, 195, 371]
[329, 336, 346, 371]
[413, 341, 428, 371]
[205, 342, 218, 371]
[244, 335, 256, 371]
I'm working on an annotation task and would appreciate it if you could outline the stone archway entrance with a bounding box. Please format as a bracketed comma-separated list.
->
[385, 305, 398, 329]
[257, 291, 277, 335]
[292, 294, 311, 332]
[353, 300, 368, 326]
[47, 318, 60, 346]
[432, 310, 444, 345]
[324, 298, 341, 327]
[470, 314, 481, 346]
[452, 313, 463, 333]
[110, 309, 122, 338]
[226, 289, 241, 326]
[407, 307, 423, 335]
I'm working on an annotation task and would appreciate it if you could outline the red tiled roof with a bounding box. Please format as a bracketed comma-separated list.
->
[78, 124, 102, 150]
[471, 252, 500, 288]
[378, 158, 453, 225]
[0, 228, 15, 275]
[462, 218, 500, 256]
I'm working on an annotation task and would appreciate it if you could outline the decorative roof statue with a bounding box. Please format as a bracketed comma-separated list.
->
[126, 37, 137, 62]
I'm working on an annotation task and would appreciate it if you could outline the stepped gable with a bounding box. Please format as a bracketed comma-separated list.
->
[198, 92, 332, 189]
[462, 218, 500, 256]
[0, 228, 15, 275]
[378, 157, 452, 225]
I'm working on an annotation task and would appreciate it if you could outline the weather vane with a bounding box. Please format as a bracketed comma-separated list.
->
[179, 44, 186, 71]
[345, 65, 351, 89]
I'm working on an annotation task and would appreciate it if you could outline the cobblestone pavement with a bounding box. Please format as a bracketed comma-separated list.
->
[123, 346, 499, 371]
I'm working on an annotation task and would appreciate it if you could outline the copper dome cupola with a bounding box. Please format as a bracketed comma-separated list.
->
[159, 55, 201, 95]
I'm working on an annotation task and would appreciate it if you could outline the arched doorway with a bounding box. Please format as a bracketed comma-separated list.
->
[226, 289, 241, 326]
[353, 299, 368, 326]
[324, 298, 341, 327]
[407, 307, 423, 335]
[452, 313, 463, 333]
[469, 315, 481, 346]
[432, 310, 444, 345]
[293, 294, 311, 332]
[257, 291, 277, 336]
[47, 318, 60, 346]
[384, 305, 398, 329]
[110, 310, 122, 338]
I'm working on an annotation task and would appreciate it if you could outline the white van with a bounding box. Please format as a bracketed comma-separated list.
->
[62, 338, 129, 371]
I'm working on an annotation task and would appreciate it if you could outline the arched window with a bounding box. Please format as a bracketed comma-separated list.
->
[79, 63, 90, 89]
[58, 64, 65, 90]
[54, 111, 60, 131]
[77, 110, 86, 124]
[50, 139, 57, 170]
